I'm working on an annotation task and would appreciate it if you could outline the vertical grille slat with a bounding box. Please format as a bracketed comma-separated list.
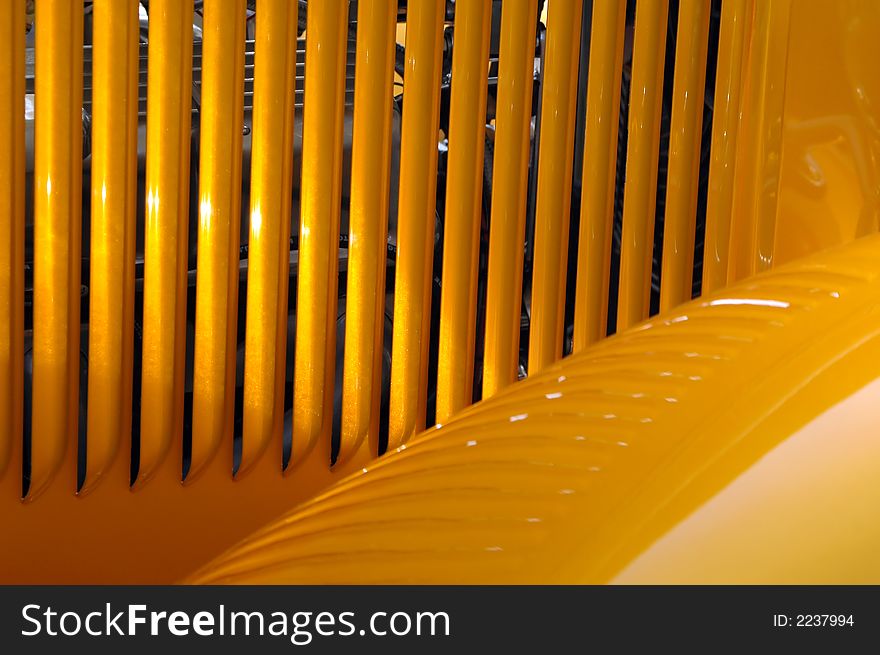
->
[387, 0, 446, 449]
[292, 1, 349, 466]
[29, 0, 84, 498]
[572, 0, 627, 351]
[340, 0, 397, 459]
[83, 0, 139, 493]
[529, 0, 585, 375]
[482, 0, 539, 399]
[190, 0, 247, 478]
[240, 0, 298, 475]
[726, 0, 790, 284]
[702, 0, 751, 295]
[435, 0, 493, 425]
[659, 0, 711, 313]
[0, 1, 25, 484]
[139, 0, 195, 484]
[617, 0, 669, 332]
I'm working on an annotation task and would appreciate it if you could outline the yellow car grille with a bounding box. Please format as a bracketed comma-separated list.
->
[0, 0, 798, 582]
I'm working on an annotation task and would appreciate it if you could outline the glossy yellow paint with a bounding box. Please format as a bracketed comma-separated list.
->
[5, 0, 371, 568]
[139, 0, 195, 484]
[388, 0, 445, 448]
[292, 1, 348, 466]
[5, 0, 880, 586]
[617, 0, 668, 331]
[659, 0, 710, 313]
[699, 0, 880, 293]
[241, 0, 298, 476]
[0, 0, 24, 482]
[773, 0, 880, 266]
[30, 0, 83, 499]
[482, 0, 538, 398]
[341, 0, 398, 460]
[702, 0, 751, 295]
[84, 0, 139, 494]
[192, 234, 880, 584]
[572, 0, 626, 351]
[0, 398, 372, 583]
[727, 0, 791, 283]
[528, 0, 583, 374]
[191, 0, 246, 479]
[436, 0, 492, 425]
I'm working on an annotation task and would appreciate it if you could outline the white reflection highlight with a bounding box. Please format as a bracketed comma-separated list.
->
[199, 198, 212, 231]
[708, 298, 790, 308]
[509, 413, 528, 423]
[146, 188, 158, 216]
[545, 392, 562, 400]
[250, 204, 262, 240]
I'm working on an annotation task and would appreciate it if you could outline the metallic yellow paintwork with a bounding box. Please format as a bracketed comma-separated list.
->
[0, 401, 372, 583]
[773, 0, 880, 266]
[727, 0, 791, 283]
[292, 1, 348, 466]
[702, 0, 751, 295]
[388, 0, 445, 448]
[84, 0, 139, 494]
[192, 0, 246, 479]
[436, 0, 492, 425]
[483, 0, 538, 398]
[529, 0, 584, 375]
[341, 0, 398, 460]
[241, 0, 298, 476]
[30, 0, 83, 499]
[659, 0, 710, 313]
[0, 0, 24, 482]
[5, 0, 880, 585]
[617, 0, 668, 331]
[139, 0, 195, 484]
[192, 235, 880, 584]
[572, 0, 626, 351]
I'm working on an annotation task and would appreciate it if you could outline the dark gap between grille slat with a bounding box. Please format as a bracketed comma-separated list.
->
[562, 0, 594, 359]
[691, 0, 724, 300]
[648, 0, 680, 318]
[606, 0, 639, 337]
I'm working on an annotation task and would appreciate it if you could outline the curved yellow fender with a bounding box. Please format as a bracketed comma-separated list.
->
[192, 234, 880, 584]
